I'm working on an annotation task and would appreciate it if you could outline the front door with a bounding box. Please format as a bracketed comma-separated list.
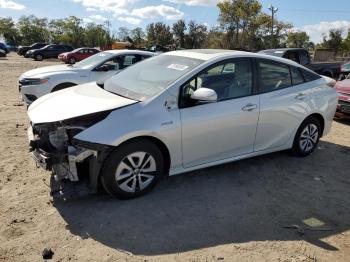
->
[180, 58, 260, 168]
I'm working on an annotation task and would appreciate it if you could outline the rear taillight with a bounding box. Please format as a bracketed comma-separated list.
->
[327, 79, 336, 87]
[322, 75, 337, 87]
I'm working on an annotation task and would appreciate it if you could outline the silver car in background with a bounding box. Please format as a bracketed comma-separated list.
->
[19, 50, 156, 104]
[27, 49, 338, 199]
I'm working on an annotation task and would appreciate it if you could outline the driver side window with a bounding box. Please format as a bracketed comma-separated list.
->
[180, 59, 253, 108]
[101, 56, 122, 71]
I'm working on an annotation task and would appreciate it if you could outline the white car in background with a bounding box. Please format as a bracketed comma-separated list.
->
[19, 50, 156, 104]
[27, 49, 338, 199]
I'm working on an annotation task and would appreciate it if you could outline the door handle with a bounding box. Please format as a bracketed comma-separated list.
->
[242, 103, 258, 112]
[295, 93, 306, 100]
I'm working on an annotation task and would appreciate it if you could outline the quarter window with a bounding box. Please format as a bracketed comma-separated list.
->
[259, 61, 291, 93]
[290, 66, 305, 86]
[180, 59, 253, 107]
[300, 68, 321, 82]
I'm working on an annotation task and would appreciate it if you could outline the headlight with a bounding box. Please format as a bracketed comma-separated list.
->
[21, 78, 49, 86]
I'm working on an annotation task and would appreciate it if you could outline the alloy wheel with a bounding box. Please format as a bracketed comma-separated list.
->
[115, 151, 157, 193]
[299, 123, 319, 152]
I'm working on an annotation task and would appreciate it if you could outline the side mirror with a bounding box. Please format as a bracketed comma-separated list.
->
[190, 88, 217, 102]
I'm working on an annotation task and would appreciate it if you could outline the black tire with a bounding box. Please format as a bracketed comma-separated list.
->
[68, 57, 76, 64]
[34, 54, 43, 61]
[292, 117, 321, 157]
[51, 83, 76, 92]
[101, 139, 164, 199]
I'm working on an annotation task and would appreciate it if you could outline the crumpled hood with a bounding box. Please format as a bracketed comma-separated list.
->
[28, 82, 137, 124]
[20, 64, 80, 79]
[336, 79, 350, 94]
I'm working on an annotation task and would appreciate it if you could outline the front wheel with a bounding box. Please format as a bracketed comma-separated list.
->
[68, 57, 76, 64]
[35, 54, 43, 61]
[101, 140, 164, 199]
[292, 117, 321, 156]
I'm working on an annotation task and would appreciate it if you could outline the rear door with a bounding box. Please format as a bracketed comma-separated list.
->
[254, 59, 312, 151]
[180, 58, 260, 168]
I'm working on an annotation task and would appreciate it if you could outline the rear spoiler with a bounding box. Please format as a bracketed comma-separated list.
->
[321, 75, 336, 87]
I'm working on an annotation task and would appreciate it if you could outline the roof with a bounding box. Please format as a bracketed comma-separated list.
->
[164, 49, 302, 68]
[103, 49, 156, 56]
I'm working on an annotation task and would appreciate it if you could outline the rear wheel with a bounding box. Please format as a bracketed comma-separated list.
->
[292, 117, 321, 156]
[101, 140, 164, 199]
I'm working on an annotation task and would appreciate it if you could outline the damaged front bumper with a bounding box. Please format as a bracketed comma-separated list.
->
[27, 125, 97, 183]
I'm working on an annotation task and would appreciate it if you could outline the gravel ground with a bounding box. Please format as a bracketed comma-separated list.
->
[0, 53, 350, 262]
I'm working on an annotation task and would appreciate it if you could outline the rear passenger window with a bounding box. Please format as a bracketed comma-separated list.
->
[259, 61, 291, 93]
[300, 68, 321, 82]
[290, 67, 305, 86]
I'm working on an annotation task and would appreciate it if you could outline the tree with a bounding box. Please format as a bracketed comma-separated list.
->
[0, 17, 21, 46]
[286, 31, 310, 48]
[217, 0, 261, 49]
[324, 29, 343, 51]
[130, 27, 146, 45]
[172, 19, 187, 48]
[17, 15, 50, 45]
[203, 27, 228, 49]
[217, 0, 292, 50]
[185, 20, 207, 49]
[84, 23, 111, 47]
[117, 27, 130, 42]
[341, 29, 350, 52]
[146, 22, 173, 47]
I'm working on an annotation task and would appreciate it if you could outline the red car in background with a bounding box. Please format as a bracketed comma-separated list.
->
[58, 47, 100, 64]
[335, 79, 350, 119]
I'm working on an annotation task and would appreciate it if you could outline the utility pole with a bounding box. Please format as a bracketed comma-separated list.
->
[104, 20, 111, 46]
[268, 4, 278, 48]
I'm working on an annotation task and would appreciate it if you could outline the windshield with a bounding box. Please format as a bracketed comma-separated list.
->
[104, 55, 204, 101]
[73, 52, 115, 69]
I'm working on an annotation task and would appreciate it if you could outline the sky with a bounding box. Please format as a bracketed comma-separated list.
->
[1, 0, 350, 43]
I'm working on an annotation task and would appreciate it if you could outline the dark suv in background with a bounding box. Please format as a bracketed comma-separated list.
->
[26, 44, 73, 61]
[0, 43, 9, 54]
[18, 43, 48, 56]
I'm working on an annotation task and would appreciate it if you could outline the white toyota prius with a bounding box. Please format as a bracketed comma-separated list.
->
[27, 49, 338, 199]
[19, 49, 156, 104]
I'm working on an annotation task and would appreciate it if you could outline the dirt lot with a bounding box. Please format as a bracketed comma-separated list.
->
[0, 53, 350, 262]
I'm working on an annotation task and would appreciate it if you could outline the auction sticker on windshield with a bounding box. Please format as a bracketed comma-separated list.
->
[167, 64, 189, 71]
